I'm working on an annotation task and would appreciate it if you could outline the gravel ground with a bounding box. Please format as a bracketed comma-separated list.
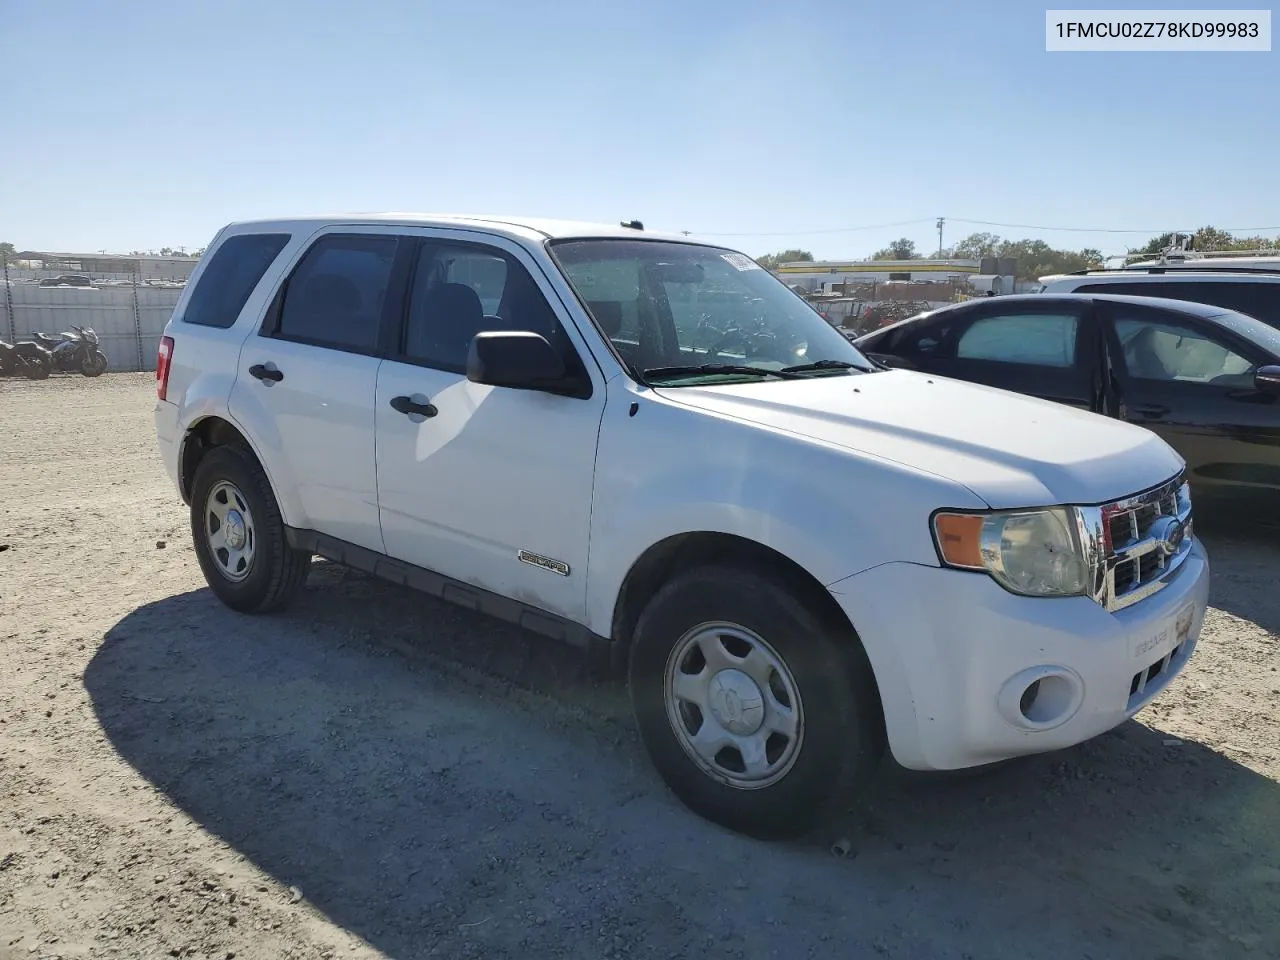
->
[1, 373, 1278, 960]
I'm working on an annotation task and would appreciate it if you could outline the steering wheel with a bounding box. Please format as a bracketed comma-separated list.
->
[704, 325, 781, 360]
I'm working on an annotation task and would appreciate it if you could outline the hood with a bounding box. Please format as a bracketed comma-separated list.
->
[656, 370, 1184, 509]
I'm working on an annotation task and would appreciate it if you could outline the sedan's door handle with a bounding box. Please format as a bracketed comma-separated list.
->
[1132, 403, 1170, 418]
[249, 363, 284, 383]
[390, 395, 437, 418]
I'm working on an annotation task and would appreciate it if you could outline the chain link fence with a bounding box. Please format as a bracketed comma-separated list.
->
[1, 258, 185, 372]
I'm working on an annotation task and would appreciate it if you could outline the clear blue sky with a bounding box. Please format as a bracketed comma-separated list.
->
[2, 0, 1276, 259]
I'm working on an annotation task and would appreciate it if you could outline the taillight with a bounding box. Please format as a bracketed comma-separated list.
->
[157, 336, 174, 401]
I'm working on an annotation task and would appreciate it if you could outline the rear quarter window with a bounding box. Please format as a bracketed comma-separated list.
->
[182, 233, 292, 328]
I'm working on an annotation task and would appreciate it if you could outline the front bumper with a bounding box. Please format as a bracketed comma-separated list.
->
[827, 539, 1210, 771]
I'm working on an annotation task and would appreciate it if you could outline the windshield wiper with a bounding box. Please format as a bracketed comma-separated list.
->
[777, 359, 872, 375]
[642, 363, 805, 382]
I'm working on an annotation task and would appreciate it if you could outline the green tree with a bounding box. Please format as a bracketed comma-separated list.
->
[0, 241, 15, 263]
[993, 238, 1100, 280]
[871, 238, 918, 260]
[1129, 226, 1279, 256]
[1133, 232, 1178, 256]
[951, 232, 1001, 260]
[1229, 235, 1278, 251]
[1191, 226, 1234, 251]
[756, 249, 814, 271]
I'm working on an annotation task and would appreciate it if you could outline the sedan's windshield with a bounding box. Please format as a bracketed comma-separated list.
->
[548, 239, 875, 384]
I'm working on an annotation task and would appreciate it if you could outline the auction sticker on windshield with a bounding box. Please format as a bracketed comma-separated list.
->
[721, 253, 762, 271]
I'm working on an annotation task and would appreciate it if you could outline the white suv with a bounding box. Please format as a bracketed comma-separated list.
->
[155, 215, 1210, 838]
[1041, 267, 1280, 328]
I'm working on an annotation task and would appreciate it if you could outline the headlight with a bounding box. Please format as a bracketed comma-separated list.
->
[933, 507, 1088, 597]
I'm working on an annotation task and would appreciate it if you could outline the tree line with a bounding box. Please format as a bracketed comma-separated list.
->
[756, 225, 1280, 280]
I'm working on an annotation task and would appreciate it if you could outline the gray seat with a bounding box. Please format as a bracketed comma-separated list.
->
[410, 282, 485, 367]
[1126, 326, 1171, 380]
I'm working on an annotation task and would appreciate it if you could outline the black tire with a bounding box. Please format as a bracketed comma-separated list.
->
[24, 354, 52, 380]
[628, 564, 885, 840]
[190, 445, 311, 613]
[81, 350, 107, 377]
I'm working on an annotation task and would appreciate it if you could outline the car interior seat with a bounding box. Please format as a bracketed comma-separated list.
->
[411, 282, 485, 367]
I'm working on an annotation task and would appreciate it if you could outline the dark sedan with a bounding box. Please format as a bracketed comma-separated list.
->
[855, 293, 1280, 494]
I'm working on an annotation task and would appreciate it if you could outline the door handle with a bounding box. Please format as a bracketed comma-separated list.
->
[249, 363, 284, 383]
[1132, 403, 1169, 418]
[390, 395, 437, 418]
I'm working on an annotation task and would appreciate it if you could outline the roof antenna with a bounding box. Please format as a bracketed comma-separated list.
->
[620, 219, 644, 231]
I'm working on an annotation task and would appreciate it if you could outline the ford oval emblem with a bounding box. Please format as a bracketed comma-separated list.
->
[1148, 516, 1185, 557]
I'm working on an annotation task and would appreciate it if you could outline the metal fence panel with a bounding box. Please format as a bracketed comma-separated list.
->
[1, 277, 183, 372]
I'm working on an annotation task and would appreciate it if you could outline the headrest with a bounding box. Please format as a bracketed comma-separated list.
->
[587, 300, 623, 336]
[420, 282, 484, 321]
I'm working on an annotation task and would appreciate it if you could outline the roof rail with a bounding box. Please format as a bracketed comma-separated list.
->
[1065, 265, 1280, 277]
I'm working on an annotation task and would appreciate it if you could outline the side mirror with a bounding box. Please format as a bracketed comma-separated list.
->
[467, 330, 575, 394]
[1255, 364, 1280, 394]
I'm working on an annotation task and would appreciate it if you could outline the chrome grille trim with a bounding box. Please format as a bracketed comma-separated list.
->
[1079, 473, 1193, 613]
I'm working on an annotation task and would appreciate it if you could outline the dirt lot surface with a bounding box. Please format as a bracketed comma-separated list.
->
[1, 373, 1278, 960]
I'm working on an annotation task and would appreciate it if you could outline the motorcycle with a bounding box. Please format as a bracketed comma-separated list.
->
[31, 325, 108, 377]
[0, 338, 53, 379]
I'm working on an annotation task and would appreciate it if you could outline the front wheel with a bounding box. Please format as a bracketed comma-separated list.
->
[190, 445, 311, 613]
[628, 564, 885, 839]
[81, 350, 107, 377]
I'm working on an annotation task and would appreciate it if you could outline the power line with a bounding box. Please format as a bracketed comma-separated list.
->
[950, 217, 1280, 235]
[690, 217, 1280, 239]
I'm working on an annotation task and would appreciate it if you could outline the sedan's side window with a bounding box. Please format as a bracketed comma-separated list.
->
[1112, 312, 1257, 386]
[271, 234, 398, 353]
[402, 241, 574, 372]
[881, 314, 963, 358]
[954, 312, 1079, 368]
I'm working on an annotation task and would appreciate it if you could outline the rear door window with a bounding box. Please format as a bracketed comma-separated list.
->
[183, 233, 290, 328]
[954, 311, 1079, 367]
[902, 301, 1095, 410]
[269, 234, 398, 353]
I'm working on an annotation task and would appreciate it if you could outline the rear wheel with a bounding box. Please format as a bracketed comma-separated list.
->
[628, 564, 885, 839]
[23, 354, 51, 380]
[190, 445, 310, 613]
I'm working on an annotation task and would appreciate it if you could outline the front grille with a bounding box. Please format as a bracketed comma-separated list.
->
[1127, 640, 1189, 708]
[1106, 483, 1181, 548]
[1092, 474, 1193, 612]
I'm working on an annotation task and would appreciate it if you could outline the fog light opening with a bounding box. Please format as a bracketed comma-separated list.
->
[1019, 679, 1041, 717]
[1018, 674, 1075, 725]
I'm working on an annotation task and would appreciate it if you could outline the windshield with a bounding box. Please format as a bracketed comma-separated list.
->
[548, 239, 875, 384]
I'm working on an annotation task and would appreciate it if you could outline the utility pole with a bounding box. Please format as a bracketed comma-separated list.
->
[936, 217, 945, 257]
